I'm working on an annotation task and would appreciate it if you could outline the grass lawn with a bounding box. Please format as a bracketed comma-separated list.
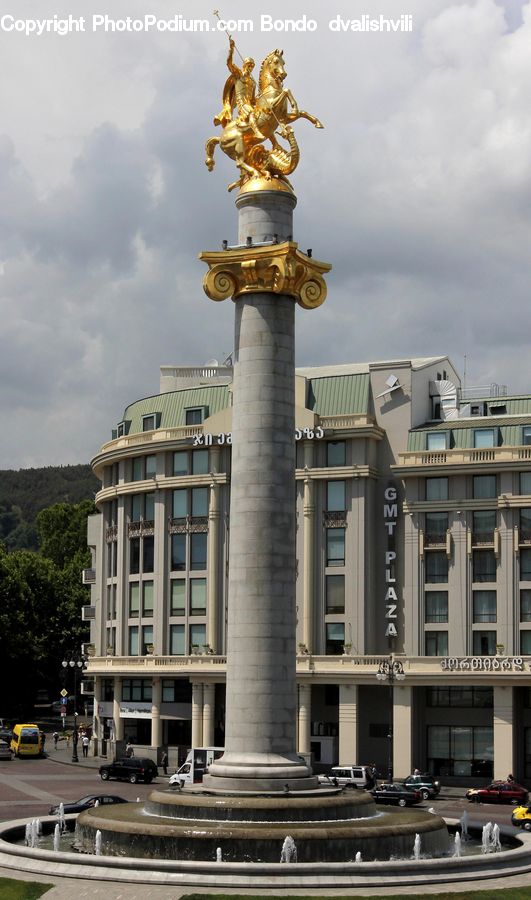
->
[0, 877, 51, 899]
[182, 891, 531, 900]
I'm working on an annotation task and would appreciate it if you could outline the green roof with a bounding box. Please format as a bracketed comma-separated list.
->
[408, 419, 531, 451]
[307, 374, 370, 416]
[122, 385, 231, 433]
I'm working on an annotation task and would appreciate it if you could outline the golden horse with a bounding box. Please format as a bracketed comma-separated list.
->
[205, 49, 323, 191]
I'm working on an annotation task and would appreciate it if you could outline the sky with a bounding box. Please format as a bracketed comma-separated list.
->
[1, 0, 530, 469]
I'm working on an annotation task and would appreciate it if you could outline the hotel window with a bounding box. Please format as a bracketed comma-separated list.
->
[190, 623, 206, 650]
[132, 454, 157, 481]
[142, 414, 157, 432]
[521, 473, 531, 495]
[473, 428, 496, 448]
[472, 510, 496, 544]
[521, 509, 531, 543]
[425, 591, 448, 623]
[473, 475, 497, 499]
[521, 590, 531, 622]
[521, 548, 531, 580]
[141, 625, 153, 655]
[143, 536, 154, 573]
[191, 488, 208, 517]
[131, 492, 155, 521]
[326, 481, 345, 511]
[185, 408, 204, 426]
[425, 632, 448, 656]
[107, 540, 117, 578]
[425, 551, 448, 583]
[190, 578, 207, 615]
[426, 432, 448, 451]
[190, 533, 207, 570]
[427, 687, 492, 707]
[170, 624, 185, 656]
[473, 549, 496, 582]
[427, 725, 493, 778]
[128, 626, 139, 656]
[117, 421, 126, 438]
[326, 528, 345, 566]
[473, 590, 496, 623]
[142, 581, 154, 617]
[129, 583, 140, 618]
[473, 631, 496, 655]
[130, 538, 140, 575]
[426, 477, 448, 501]
[171, 580, 186, 615]
[327, 441, 346, 467]
[106, 584, 117, 620]
[122, 679, 152, 702]
[326, 575, 345, 614]
[523, 427, 531, 446]
[326, 622, 345, 655]
[425, 512, 448, 544]
[171, 534, 186, 571]
[106, 627, 116, 654]
[172, 449, 209, 476]
[102, 679, 114, 702]
[521, 632, 531, 655]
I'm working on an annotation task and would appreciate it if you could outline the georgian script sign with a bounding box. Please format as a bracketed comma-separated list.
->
[441, 657, 525, 672]
[193, 426, 324, 447]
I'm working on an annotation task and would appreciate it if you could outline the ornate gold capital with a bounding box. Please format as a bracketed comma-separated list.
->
[198, 241, 331, 310]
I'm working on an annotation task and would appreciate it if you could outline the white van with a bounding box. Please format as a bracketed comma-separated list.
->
[318, 765, 373, 789]
[169, 747, 224, 787]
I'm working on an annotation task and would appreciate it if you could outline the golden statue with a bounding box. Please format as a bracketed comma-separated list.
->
[205, 42, 323, 192]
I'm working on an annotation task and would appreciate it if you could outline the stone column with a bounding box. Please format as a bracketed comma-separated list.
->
[393, 685, 412, 779]
[493, 685, 514, 780]
[302, 443, 315, 653]
[191, 682, 203, 748]
[297, 683, 312, 756]
[339, 684, 358, 765]
[207, 447, 221, 652]
[202, 683, 216, 747]
[201, 185, 330, 792]
[113, 676, 124, 742]
[92, 676, 102, 756]
[151, 676, 162, 749]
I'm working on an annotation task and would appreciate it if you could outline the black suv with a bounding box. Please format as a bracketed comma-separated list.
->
[99, 757, 158, 784]
[403, 774, 441, 800]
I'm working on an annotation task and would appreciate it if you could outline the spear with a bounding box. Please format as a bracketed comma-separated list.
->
[213, 9, 245, 62]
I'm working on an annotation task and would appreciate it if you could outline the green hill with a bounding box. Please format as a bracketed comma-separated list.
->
[0, 464, 99, 551]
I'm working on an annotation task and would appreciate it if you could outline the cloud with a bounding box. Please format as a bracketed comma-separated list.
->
[1, 0, 530, 467]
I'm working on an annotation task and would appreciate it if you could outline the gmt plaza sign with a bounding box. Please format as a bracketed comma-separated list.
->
[384, 485, 399, 639]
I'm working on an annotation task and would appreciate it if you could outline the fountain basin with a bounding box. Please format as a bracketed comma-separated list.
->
[74, 787, 450, 862]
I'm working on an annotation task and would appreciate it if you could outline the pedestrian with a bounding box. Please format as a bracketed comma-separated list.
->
[413, 767, 420, 776]
[370, 763, 378, 786]
[125, 741, 134, 758]
[507, 773, 515, 783]
[53, 731, 59, 750]
[82, 734, 90, 758]
[161, 750, 168, 776]
[66, 733, 71, 750]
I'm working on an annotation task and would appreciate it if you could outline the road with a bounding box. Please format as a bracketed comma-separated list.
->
[0, 756, 161, 821]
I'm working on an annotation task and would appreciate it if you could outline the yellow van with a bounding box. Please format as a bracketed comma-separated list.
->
[11, 724, 43, 758]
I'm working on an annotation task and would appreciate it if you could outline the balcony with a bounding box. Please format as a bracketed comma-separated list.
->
[82, 568, 96, 585]
[397, 445, 531, 470]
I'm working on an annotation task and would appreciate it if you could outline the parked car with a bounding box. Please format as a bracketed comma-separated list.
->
[403, 774, 441, 800]
[466, 781, 528, 805]
[0, 740, 12, 761]
[317, 765, 372, 789]
[99, 757, 158, 784]
[0, 729, 12, 745]
[371, 783, 422, 807]
[511, 804, 531, 830]
[49, 795, 128, 815]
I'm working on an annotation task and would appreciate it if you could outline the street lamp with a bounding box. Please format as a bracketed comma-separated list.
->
[61, 652, 87, 763]
[375, 655, 405, 783]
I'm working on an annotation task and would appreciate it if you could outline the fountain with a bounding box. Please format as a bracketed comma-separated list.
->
[58, 803, 66, 834]
[461, 809, 469, 840]
[53, 824, 61, 853]
[491, 824, 501, 853]
[355, 851, 362, 863]
[216, 847, 222, 863]
[94, 831, 102, 856]
[482, 823, 493, 854]
[454, 833, 462, 858]
[413, 833, 421, 860]
[280, 837, 297, 864]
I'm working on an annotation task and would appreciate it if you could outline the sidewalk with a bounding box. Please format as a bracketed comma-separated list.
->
[44, 734, 104, 770]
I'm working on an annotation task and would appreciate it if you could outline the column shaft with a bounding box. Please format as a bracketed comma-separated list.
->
[202, 683, 216, 747]
[493, 685, 514, 780]
[393, 685, 412, 780]
[191, 682, 203, 748]
[113, 676, 124, 742]
[339, 684, 358, 765]
[207, 448, 221, 652]
[151, 677, 162, 748]
[297, 683, 312, 755]
[302, 445, 315, 652]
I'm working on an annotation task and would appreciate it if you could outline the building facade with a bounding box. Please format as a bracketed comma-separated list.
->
[83, 356, 531, 782]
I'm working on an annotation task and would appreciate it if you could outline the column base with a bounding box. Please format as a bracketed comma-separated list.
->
[204, 751, 319, 792]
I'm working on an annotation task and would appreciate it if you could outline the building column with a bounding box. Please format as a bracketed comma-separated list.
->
[207, 447, 221, 653]
[302, 442, 315, 653]
[393, 685, 412, 779]
[191, 682, 204, 747]
[339, 684, 358, 765]
[494, 685, 514, 780]
[202, 683, 216, 747]
[151, 676, 162, 749]
[93, 676, 102, 756]
[297, 683, 312, 756]
[113, 676, 124, 742]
